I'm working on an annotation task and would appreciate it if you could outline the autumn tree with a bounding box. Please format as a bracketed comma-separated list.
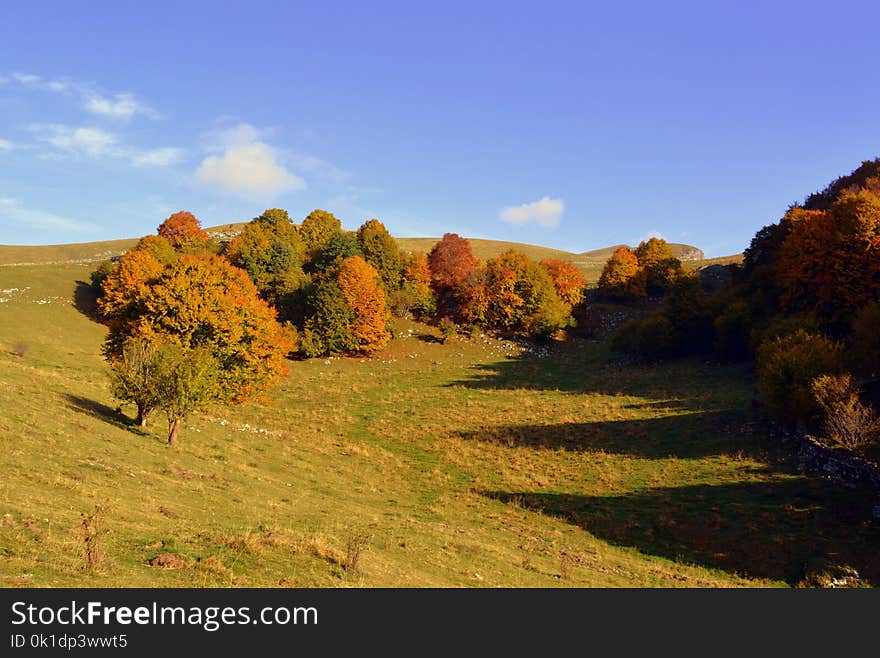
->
[540, 259, 586, 307]
[776, 190, 880, 326]
[390, 252, 436, 318]
[337, 256, 392, 353]
[97, 248, 163, 321]
[157, 211, 211, 251]
[357, 219, 402, 291]
[300, 257, 391, 356]
[299, 209, 342, 263]
[105, 255, 293, 407]
[224, 208, 306, 315]
[132, 234, 177, 265]
[428, 233, 477, 291]
[598, 246, 646, 300]
[635, 237, 682, 295]
[428, 233, 477, 316]
[482, 250, 571, 336]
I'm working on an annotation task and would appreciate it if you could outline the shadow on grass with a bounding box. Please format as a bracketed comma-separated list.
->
[484, 479, 880, 585]
[73, 281, 103, 324]
[451, 411, 772, 460]
[63, 393, 149, 436]
[447, 340, 752, 411]
[415, 333, 443, 344]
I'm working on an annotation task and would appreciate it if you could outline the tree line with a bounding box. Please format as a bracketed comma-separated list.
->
[91, 209, 587, 443]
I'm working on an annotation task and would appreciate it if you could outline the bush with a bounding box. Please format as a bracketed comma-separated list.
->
[662, 275, 713, 353]
[610, 315, 677, 360]
[811, 374, 879, 450]
[89, 260, 118, 292]
[438, 317, 457, 343]
[755, 330, 844, 428]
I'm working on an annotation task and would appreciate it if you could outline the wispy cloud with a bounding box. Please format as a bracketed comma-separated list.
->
[8, 72, 158, 120]
[32, 124, 118, 157]
[500, 196, 565, 229]
[0, 197, 98, 233]
[130, 147, 185, 167]
[0, 138, 14, 151]
[85, 93, 157, 120]
[29, 124, 183, 167]
[195, 123, 306, 197]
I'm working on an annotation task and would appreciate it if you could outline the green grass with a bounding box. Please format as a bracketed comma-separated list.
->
[1, 252, 875, 588]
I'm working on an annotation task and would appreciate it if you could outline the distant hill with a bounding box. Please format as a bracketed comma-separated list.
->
[0, 224, 725, 283]
[580, 243, 705, 261]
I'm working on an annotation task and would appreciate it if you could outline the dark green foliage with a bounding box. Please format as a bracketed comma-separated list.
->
[611, 315, 677, 360]
[313, 232, 362, 272]
[300, 276, 356, 357]
[89, 260, 117, 291]
[755, 330, 844, 429]
[300, 209, 343, 263]
[357, 219, 403, 291]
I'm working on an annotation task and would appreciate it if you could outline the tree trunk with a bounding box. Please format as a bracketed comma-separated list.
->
[136, 403, 150, 427]
[167, 418, 181, 446]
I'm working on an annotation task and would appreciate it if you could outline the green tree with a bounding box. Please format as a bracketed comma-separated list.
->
[154, 343, 220, 445]
[299, 209, 343, 263]
[109, 336, 163, 427]
[357, 219, 402, 291]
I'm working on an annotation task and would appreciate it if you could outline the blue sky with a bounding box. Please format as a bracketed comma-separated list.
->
[1, 1, 878, 256]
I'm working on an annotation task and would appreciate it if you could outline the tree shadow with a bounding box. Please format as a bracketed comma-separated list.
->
[62, 393, 148, 435]
[451, 411, 774, 461]
[415, 333, 443, 344]
[446, 340, 752, 411]
[72, 281, 104, 324]
[484, 479, 880, 585]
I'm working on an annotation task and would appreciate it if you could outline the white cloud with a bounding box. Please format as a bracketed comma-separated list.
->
[500, 196, 565, 229]
[12, 72, 41, 85]
[84, 92, 156, 119]
[130, 147, 185, 167]
[0, 138, 14, 151]
[196, 123, 305, 197]
[0, 197, 97, 233]
[32, 124, 118, 157]
[29, 124, 182, 166]
[7, 72, 157, 120]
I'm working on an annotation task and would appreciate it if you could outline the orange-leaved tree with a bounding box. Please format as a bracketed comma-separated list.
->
[105, 254, 294, 441]
[776, 190, 880, 325]
[157, 211, 210, 250]
[598, 246, 646, 300]
[428, 233, 477, 317]
[540, 258, 586, 307]
[336, 256, 392, 353]
[98, 248, 164, 321]
[634, 237, 681, 295]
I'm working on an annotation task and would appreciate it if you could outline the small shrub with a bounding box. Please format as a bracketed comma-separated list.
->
[343, 531, 371, 575]
[11, 342, 29, 358]
[811, 374, 879, 450]
[438, 317, 457, 343]
[756, 330, 844, 428]
[80, 505, 106, 573]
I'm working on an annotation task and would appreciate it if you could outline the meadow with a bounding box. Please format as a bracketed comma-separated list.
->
[0, 250, 876, 588]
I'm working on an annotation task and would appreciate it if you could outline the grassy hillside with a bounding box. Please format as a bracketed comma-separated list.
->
[1, 228, 727, 285]
[1, 247, 876, 587]
[581, 243, 704, 261]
